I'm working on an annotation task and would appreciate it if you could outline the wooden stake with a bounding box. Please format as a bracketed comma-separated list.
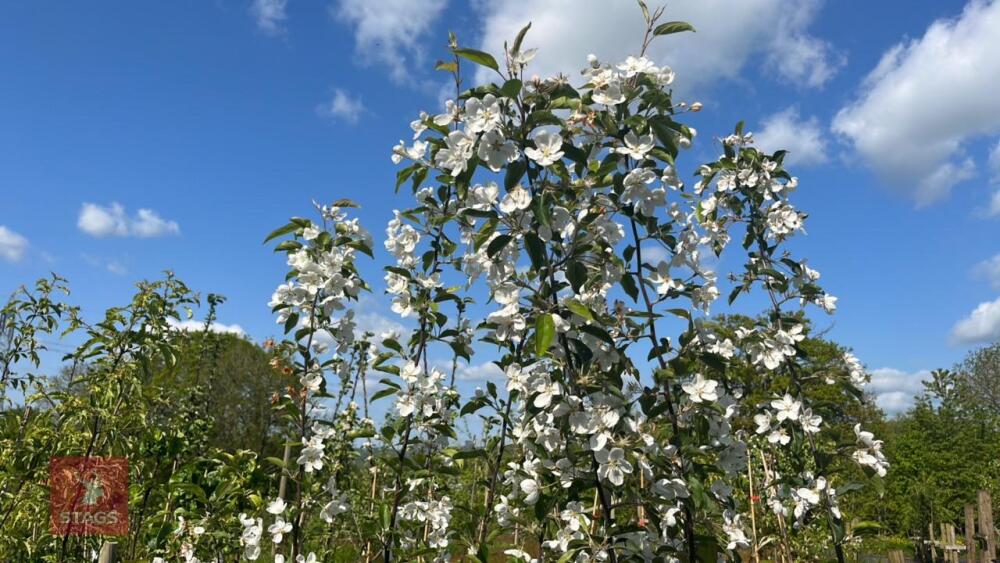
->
[98, 542, 119, 563]
[759, 451, 793, 563]
[929, 522, 938, 562]
[746, 453, 760, 563]
[967, 504, 979, 563]
[980, 489, 996, 562]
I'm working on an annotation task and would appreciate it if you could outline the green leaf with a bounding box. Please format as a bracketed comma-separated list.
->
[564, 298, 594, 321]
[486, 234, 513, 259]
[500, 79, 522, 98]
[653, 21, 696, 36]
[435, 60, 458, 73]
[524, 233, 546, 271]
[263, 222, 298, 244]
[452, 48, 499, 72]
[283, 312, 299, 335]
[621, 273, 639, 302]
[264, 457, 286, 469]
[454, 449, 485, 460]
[511, 22, 532, 56]
[850, 520, 883, 538]
[370, 387, 398, 402]
[527, 110, 561, 128]
[637, 0, 650, 22]
[579, 324, 613, 345]
[505, 159, 527, 190]
[535, 313, 555, 357]
[395, 163, 417, 192]
[566, 261, 587, 293]
[531, 193, 550, 229]
[273, 240, 303, 252]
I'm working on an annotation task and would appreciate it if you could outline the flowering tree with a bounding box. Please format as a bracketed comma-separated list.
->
[249, 5, 887, 562]
[0, 5, 890, 562]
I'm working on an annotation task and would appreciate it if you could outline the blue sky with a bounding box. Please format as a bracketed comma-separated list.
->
[2, 0, 999, 415]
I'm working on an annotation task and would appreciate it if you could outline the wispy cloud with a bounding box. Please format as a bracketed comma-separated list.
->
[0, 226, 29, 262]
[455, 361, 504, 382]
[988, 140, 1000, 217]
[251, 0, 288, 35]
[754, 107, 829, 166]
[973, 254, 1000, 290]
[332, 0, 447, 83]
[78, 202, 180, 238]
[317, 89, 366, 124]
[81, 254, 129, 276]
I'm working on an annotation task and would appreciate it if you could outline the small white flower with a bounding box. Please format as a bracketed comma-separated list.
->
[616, 131, 655, 160]
[464, 94, 503, 133]
[266, 498, 286, 515]
[499, 185, 532, 214]
[617, 55, 656, 77]
[592, 82, 626, 105]
[520, 478, 540, 504]
[296, 436, 325, 473]
[524, 131, 564, 167]
[434, 130, 475, 176]
[301, 225, 321, 240]
[268, 517, 293, 544]
[478, 130, 519, 171]
[771, 394, 801, 422]
[595, 447, 633, 486]
[681, 373, 719, 403]
[767, 428, 791, 445]
[799, 408, 822, 434]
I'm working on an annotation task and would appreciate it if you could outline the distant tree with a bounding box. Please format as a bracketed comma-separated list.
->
[50, 324, 289, 459]
[876, 355, 1000, 539]
[954, 342, 1000, 416]
[158, 329, 289, 459]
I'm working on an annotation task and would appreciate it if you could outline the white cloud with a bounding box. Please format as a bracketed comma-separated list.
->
[475, 0, 840, 96]
[832, 0, 1000, 207]
[252, 0, 288, 35]
[640, 245, 669, 264]
[354, 310, 406, 339]
[988, 141, 1000, 217]
[0, 226, 29, 262]
[951, 296, 1000, 345]
[988, 190, 1000, 218]
[131, 208, 181, 237]
[317, 89, 366, 124]
[333, 0, 447, 83]
[168, 318, 246, 337]
[106, 261, 128, 276]
[766, 31, 845, 89]
[973, 254, 1000, 290]
[455, 361, 504, 382]
[753, 107, 829, 166]
[869, 367, 932, 415]
[78, 203, 180, 238]
[990, 140, 1000, 182]
[82, 254, 129, 275]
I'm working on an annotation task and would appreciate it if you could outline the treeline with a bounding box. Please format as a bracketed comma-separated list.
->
[2, 273, 996, 559]
[847, 342, 1000, 546]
